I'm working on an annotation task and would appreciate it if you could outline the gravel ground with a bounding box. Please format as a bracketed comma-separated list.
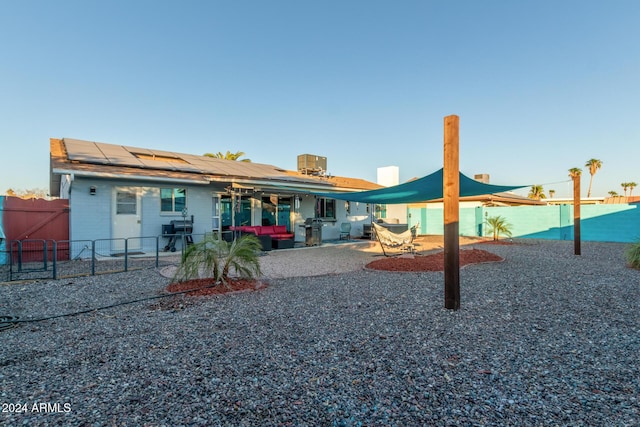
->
[1, 239, 639, 426]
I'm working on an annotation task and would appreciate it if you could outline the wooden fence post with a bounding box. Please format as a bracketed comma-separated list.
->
[573, 175, 581, 255]
[444, 115, 460, 310]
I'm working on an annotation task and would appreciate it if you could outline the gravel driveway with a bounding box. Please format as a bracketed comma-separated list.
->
[1, 239, 638, 426]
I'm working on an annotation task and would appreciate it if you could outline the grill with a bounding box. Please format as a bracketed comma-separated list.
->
[162, 219, 194, 252]
[301, 218, 322, 246]
[169, 220, 193, 234]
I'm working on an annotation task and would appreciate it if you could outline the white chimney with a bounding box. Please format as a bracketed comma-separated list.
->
[377, 166, 400, 187]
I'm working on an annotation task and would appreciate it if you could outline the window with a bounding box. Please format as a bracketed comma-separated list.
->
[161, 188, 186, 213]
[374, 204, 387, 219]
[220, 195, 251, 228]
[212, 195, 221, 231]
[316, 198, 336, 220]
[116, 191, 137, 214]
[261, 196, 277, 226]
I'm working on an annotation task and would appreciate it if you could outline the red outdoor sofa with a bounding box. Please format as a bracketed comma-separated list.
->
[229, 225, 295, 250]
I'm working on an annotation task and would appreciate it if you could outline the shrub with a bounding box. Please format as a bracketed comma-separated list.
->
[485, 215, 513, 241]
[173, 233, 262, 285]
[626, 239, 640, 269]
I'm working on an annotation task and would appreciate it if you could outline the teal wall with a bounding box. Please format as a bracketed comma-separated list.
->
[412, 203, 640, 243]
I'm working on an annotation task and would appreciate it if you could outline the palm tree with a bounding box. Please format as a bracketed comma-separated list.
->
[621, 182, 629, 197]
[528, 185, 546, 200]
[585, 159, 602, 197]
[204, 151, 251, 162]
[569, 168, 582, 180]
[485, 216, 513, 241]
[608, 190, 619, 197]
[172, 233, 262, 286]
[629, 182, 637, 197]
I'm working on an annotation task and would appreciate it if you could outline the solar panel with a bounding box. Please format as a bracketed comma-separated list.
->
[99, 144, 144, 167]
[64, 138, 110, 165]
[62, 138, 333, 184]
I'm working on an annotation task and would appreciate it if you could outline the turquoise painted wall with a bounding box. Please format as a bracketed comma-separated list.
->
[414, 203, 640, 243]
[581, 204, 640, 242]
[425, 208, 443, 235]
[482, 205, 571, 240]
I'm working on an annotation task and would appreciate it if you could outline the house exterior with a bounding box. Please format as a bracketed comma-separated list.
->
[49, 138, 381, 255]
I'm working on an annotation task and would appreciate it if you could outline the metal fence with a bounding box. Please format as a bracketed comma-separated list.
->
[1, 233, 206, 282]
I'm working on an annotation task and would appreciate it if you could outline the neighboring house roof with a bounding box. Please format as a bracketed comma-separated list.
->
[49, 138, 381, 197]
[603, 195, 640, 204]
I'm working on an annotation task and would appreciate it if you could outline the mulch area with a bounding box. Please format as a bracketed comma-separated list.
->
[166, 278, 267, 297]
[365, 248, 504, 272]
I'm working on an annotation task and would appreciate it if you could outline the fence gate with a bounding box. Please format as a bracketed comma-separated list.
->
[1, 197, 69, 280]
[8, 239, 58, 281]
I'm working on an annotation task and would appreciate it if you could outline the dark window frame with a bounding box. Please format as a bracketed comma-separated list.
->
[316, 197, 336, 220]
[160, 188, 187, 213]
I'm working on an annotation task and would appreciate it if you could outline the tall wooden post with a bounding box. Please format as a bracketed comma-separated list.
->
[443, 115, 460, 310]
[573, 175, 581, 255]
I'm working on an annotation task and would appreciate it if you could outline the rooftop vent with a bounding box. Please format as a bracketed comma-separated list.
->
[297, 154, 327, 176]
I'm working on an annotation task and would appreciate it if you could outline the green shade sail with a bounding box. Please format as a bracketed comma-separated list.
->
[314, 168, 528, 204]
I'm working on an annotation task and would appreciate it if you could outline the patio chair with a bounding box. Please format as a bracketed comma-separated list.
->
[339, 222, 351, 240]
[372, 222, 419, 256]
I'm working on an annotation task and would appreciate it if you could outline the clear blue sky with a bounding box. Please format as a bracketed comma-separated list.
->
[2, 0, 638, 198]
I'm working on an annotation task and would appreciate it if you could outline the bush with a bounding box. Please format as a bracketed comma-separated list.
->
[626, 239, 640, 269]
[172, 233, 262, 285]
[485, 215, 513, 241]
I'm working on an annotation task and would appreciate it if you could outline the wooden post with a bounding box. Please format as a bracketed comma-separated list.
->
[573, 175, 581, 255]
[443, 115, 460, 310]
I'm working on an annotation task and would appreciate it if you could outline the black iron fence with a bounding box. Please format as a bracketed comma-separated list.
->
[1, 233, 205, 282]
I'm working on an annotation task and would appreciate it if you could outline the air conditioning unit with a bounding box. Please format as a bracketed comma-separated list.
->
[474, 174, 490, 184]
[297, 154, 327, 176]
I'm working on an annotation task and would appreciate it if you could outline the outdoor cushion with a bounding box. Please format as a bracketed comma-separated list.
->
[271, 233, 294, 240]
[256, 225, 276, 235]
[234, 225, 293, 240]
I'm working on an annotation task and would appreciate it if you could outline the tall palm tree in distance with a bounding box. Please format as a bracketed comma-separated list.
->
[528, 185, 546, 200]
[569, 168, 582, 180]
[204, 151, 251, 162]
[621, 182, 629, 197]
[569, 168, 582, 196]
[629, 182, 637, 197]
[585, 158, 602, 197]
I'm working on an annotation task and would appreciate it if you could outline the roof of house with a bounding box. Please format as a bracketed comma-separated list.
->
[49, 138, 381, 196]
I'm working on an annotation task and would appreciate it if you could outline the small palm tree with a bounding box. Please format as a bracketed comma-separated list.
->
[628, 182, 637, 197]
[173, 233, 262, 286]
[204, 150, 251, 162]
[585, 158, 602, 197]
[528, 185, 546, 200]
[485, 215, 513, 241]
[608, 190, 619, 197]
